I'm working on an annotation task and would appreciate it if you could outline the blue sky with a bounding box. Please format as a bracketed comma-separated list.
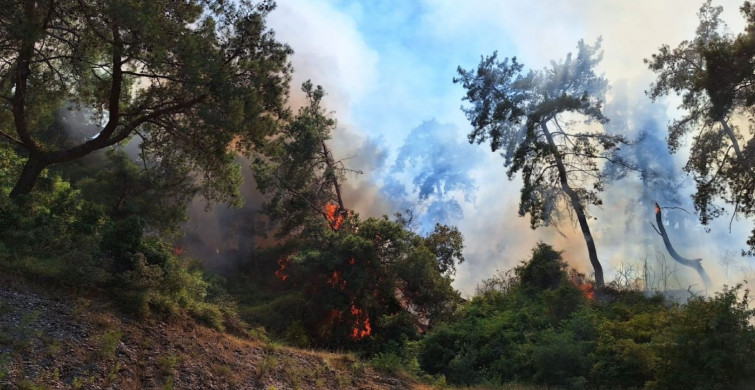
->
[267, 0, 751, 295]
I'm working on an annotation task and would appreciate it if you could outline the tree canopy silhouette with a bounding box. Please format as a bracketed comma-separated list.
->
[455, 39, 630, 287]
[0, 0, 291, 202]
[647, 0, 755, 254]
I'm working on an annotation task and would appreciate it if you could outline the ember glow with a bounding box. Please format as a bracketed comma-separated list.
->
[275, 257, 290, 281]
[578, 282, 595, 301]
[328, 270, 347, 290]
[350, 304, 372, 340]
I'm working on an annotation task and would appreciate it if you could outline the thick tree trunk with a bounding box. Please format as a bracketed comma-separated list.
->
[541, 121, 605, 287]
[9, 153, 48, 199]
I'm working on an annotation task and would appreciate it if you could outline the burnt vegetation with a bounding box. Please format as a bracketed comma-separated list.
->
[0, 0, 754, 389]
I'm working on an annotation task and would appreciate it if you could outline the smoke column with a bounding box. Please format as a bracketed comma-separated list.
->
[384, 120, 479, 233]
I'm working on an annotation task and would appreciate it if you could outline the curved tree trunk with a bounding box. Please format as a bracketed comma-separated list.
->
[654, 202, 712, 288]
[720, 119, 754, 177]
[541, 121, 605, 287]
[9, 152, 48, 199]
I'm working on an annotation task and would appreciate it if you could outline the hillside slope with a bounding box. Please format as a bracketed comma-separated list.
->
[0, 282, 419, 390]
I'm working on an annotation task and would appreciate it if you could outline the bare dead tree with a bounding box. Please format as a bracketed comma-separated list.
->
[648, 252, 681, 293]
[475, 269, 518, 296]
[611, 263, 642, 291]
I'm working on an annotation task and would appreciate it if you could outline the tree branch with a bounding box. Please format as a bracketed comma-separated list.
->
[653, 202, 712, 287]
[719, 119, 755, 178]
[649, 221, 662, 236]
[121, 70, 182, 83]
[0, 129, 25, 148]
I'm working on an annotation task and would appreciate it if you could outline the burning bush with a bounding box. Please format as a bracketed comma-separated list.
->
[260, 215, 461, 349]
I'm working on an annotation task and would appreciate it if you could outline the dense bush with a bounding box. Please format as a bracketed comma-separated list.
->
[418, 243, 755, 389]
[649, 287, 755, 390]
[237, 214, 462, 350]
[0, 161, 240, 331]
[419, 243, 591, 386]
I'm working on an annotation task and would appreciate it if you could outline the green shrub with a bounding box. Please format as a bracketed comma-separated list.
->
[650, 285, 755, 390]
[282, 321, 310, 347]
[371, 352, 403, 375]
[94, 329, 122, 360]
[0, 153, 241, 334]
[531, 329, 590, 388]
[248, 327, 270, 343]
[158, 354, 180, 376]
[0, 174, 106, 288]
[189, 303, 225, 331]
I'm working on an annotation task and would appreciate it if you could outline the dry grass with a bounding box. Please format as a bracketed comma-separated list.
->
[1, 283, 436, 390]
[441, 385, 547, 390]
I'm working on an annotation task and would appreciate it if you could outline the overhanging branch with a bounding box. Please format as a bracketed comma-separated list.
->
[0, 129, 25, 148]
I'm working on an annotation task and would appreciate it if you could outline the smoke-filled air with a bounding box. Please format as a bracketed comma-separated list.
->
[265, 0, 754, 296]
[2, 0, 755, 389]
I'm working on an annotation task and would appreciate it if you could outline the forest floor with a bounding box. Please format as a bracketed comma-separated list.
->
[0, 279, 430, 390]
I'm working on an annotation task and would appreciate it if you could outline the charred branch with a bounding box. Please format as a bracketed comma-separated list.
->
[653, 202, 712, 288]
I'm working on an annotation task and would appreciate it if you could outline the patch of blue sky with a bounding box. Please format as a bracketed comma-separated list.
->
[324, 1, 518, 150]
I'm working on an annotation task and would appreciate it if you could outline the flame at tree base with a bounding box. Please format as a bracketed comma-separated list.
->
[275, 257, 290, 281]
[578, 282, 595, 300]
[323, 304, 372, 341]
[350, 304, 371, 341]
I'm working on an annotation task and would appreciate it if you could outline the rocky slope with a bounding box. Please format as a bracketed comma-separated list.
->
[0, 282, 421, 390]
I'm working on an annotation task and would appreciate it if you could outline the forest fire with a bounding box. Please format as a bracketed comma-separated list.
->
[325, 203, 345, 230]
[328, 270, 346, 290]
[275, 257, 290, 281]
[350, 304, 372, 340]
[578, 282, 595, 301]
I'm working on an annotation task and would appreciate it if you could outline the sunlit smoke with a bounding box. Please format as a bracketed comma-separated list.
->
[384, 120, 479, 232]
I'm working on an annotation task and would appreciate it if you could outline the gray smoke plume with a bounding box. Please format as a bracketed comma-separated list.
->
[598, 81, 728, 291]
[604, 82, 692, 233]
[178, 157, 269, 274]
[384, 119, 479, 233]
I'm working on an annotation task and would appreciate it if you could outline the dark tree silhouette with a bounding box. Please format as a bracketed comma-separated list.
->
[0, 0, 291, 201]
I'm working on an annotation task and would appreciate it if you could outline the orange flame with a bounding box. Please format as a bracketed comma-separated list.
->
[325, 203, 345, 231]
[350, 304, 371, 341]
[578, 282, 595, 301]
[328, 270, 347, 290]
[173, 246, 184, 256]
[275, 257, 290, 281]
[348, 257, 356, 265]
